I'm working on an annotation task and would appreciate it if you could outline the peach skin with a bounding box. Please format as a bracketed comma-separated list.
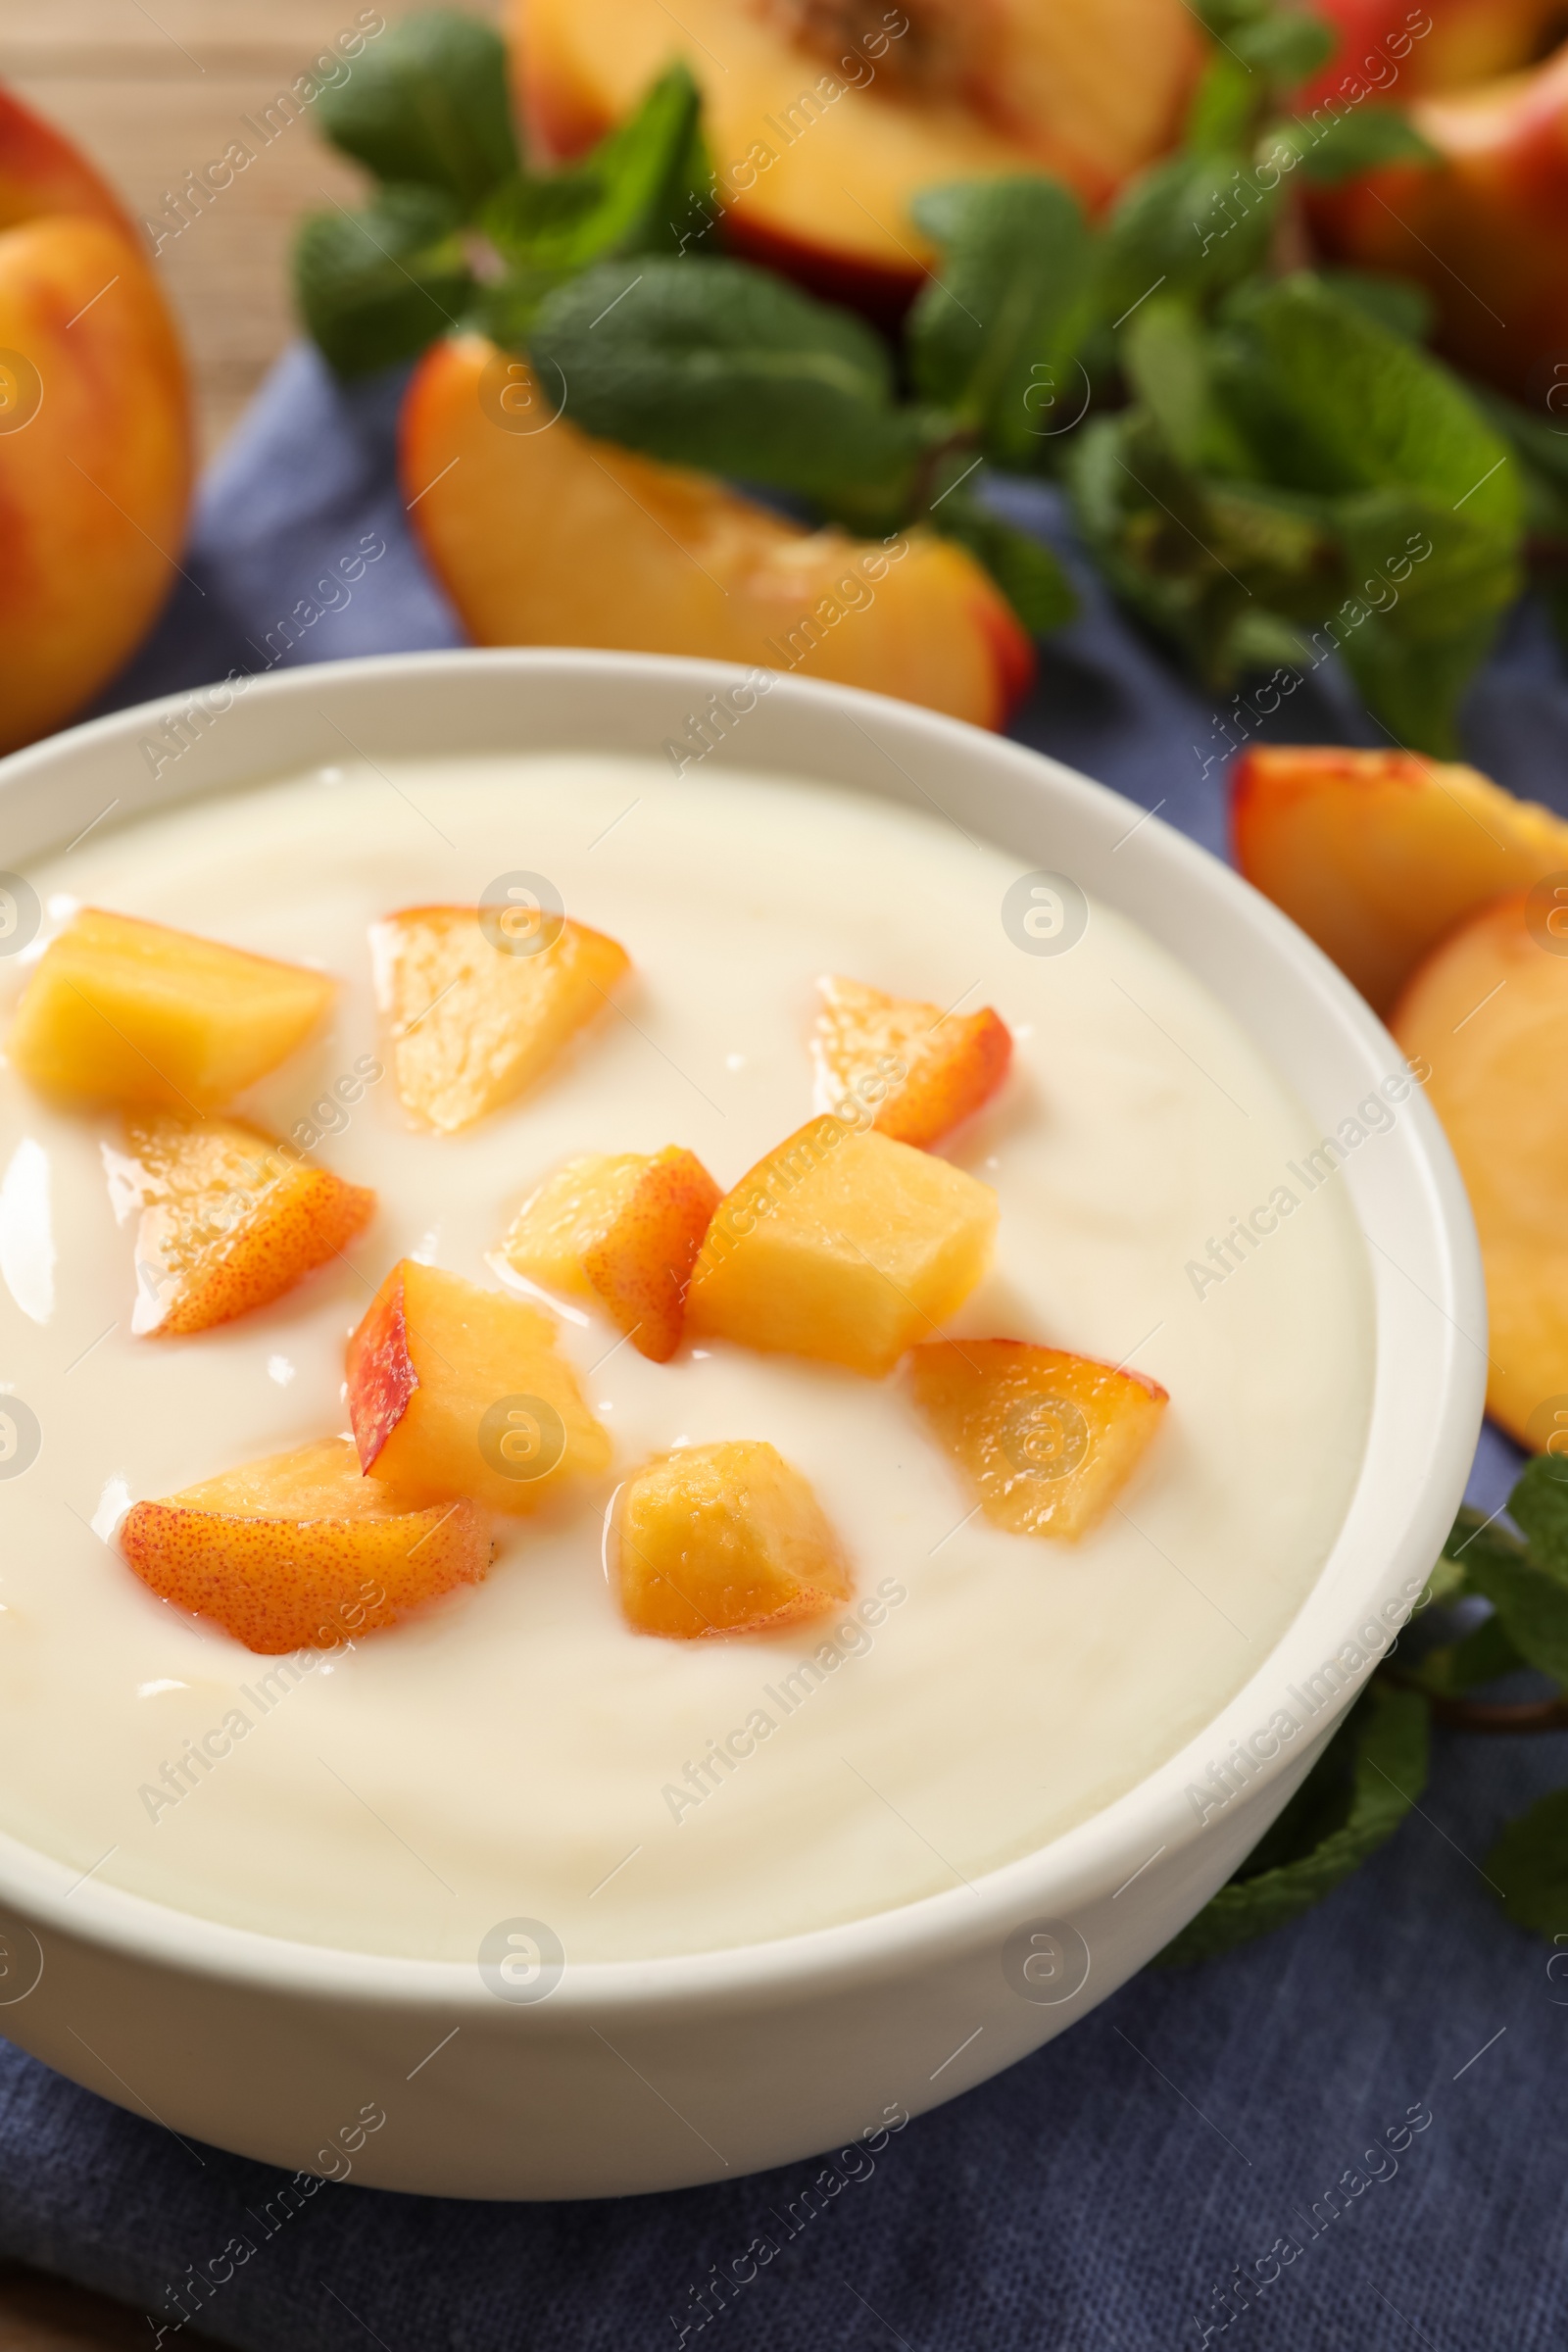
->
[503, 1147, 721, 1361]
[116, 1110, 374, 1337]
[910, 1339, 1168, 1540]
[347, 1257, 612, 1513]
[1232, 745, 1568, 1013]
[811, 974, 1012, 1148]
[0, 86, 191, 753]
[121, 1436, 491, 1654]
[517, 0, 1202, 314]
[400, 339, 1033, 731]
[1392, 888, 1568, 1446]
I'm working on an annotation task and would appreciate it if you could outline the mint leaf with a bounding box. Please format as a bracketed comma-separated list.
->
[1433, 1472, 1568, 1687]
[906, 178, 1094, 469]
[1490, 1790, 1568, 1938]
[1281, 103, 1441, 184]
[1155, 1683, 1429, 1966]
[481, 64, 706, 278]
[933, 493, 1077, 634]
[294, 186, 471, 376]
[1314, 268, 1433, 345]
[1232, 9, 1336, 82]
[1066, 408, 1337, 689]
[528, 257, 931, 515]
[1098, 153, 1279, 324]
[316, 12, 518, 216]
[1507, 1453, 1568, 1575]
[1211, 274, 1522, 751]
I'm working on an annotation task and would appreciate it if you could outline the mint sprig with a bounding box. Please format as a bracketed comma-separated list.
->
[294, 0, 1534, 740]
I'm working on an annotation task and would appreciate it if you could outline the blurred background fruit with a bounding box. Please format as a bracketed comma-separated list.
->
[515, 0, 1204, 315]
[0, 88, 190, 753]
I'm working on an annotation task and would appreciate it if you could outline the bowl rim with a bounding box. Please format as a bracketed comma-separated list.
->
[0, 646, 1487, 2015]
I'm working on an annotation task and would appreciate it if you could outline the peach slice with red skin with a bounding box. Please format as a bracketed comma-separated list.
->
[502, 1147, 721, 1361]
[1231, 745, 1568, 1014]
[347, 1258, 612, 1513]
[910, 1339, 1168, 1540]
[120, 1436, 491, 1654]
[1392, 889, 1568, 1446]
[812, 974, 1012, 1148]
[7, 906, 336, 1109]
[114, 1110, 374, 1336]
[517, 0, 1202, 315]
[400, 340, 1033, 732]
[613, 1440, 853, 1639]
[370, 902, 630, 1134]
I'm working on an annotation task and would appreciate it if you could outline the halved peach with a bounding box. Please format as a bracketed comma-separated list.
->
[6, 907, 334, 1109]
[686, 1115, 997, 1376]
[114, 1111, 374, 1337]
[370, 903, 630, 1134]
[811, 974, 1011, 1148]
[1392, 888, 1568, 1446]
[120, 1436, 490, 1654]
[503, 1146, 720, 1361]
[910, 1338, 1167, 1539]
[400, 340, 1033, 732]
[346, 1257, 611, 1512]
[612, 1440, 852, 1639]
[518, 0, 1202, 310]
[1232, 746, 1568, 1013]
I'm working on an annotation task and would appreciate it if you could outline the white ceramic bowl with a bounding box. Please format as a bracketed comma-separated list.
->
[0, 651, 1484, 2199]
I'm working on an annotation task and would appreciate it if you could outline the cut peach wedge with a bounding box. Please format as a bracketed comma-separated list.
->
[1392, 889, 1568, 1446]
[6, 908, 335, 1109]
[120, 1437, 491, 1654]
[400, 340, 1033, 732]
[686, 1115, 997, 1376]
[501, 1147, 721, 1361]
[346, 1258, 611, 1513]
[811, 975, 1011, 1149]
[911, 1339, 1168, 1540]
[113, 1111, 374, 1337]
[518, 0, 1202, 310]
[370, 903, 630, 1134]
[1232, 746, 1568, 1014]
[613, 1440, 852, 1639]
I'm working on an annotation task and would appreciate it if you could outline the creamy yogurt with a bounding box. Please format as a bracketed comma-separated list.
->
[0, 755, 1371, 1961]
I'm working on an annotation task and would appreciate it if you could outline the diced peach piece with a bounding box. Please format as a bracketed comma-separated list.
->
[370, 904, 630, 1133]
[811, 975, 1012, 1149]
[500, 1152, 647, 1298]
[1392, 889, 1568, 1446]
[1232, 745, 1568, 1013]
[504, 1146, 721, 1361]
[6, 908, 335, 1109]
[120, 1436, 490, 1654]
[115, 1111, 374, 1337]
[346, 1257, 611, 1513]
[911, 1339, 1168, 1540]
[613, 1440, 852, 1640]
[686, 1116, 997, 1377]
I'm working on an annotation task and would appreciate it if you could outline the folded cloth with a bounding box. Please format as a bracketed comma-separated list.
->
[1, 344, 1553, 2349]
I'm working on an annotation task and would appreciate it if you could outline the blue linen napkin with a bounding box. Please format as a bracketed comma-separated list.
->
[3, 344, 1559, 2348]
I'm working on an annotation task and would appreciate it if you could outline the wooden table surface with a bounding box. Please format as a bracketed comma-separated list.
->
[0, 13, 503, 2338]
